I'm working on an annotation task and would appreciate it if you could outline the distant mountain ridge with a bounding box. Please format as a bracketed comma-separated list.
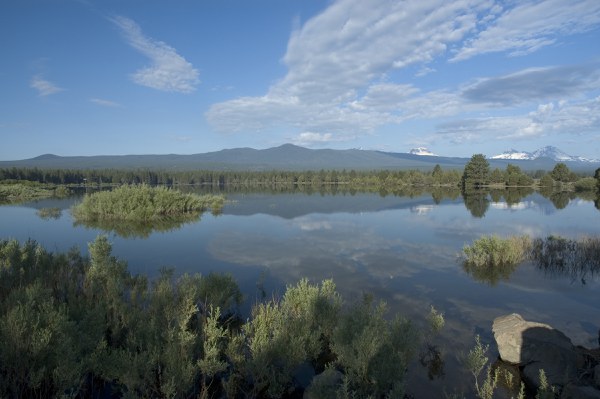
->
[1, 144, 599, 172]
[491, 146, 598, 163]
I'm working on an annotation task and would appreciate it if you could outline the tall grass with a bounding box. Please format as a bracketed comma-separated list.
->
[0, 183, 55, 203]
[463, 235, 532, 268]
[531, 235, 600, 281]
[462, 235, 532, 285]
[71, 184, 224, 221]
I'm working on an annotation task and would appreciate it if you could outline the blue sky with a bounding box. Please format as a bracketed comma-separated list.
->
[1, 0, 600, 160]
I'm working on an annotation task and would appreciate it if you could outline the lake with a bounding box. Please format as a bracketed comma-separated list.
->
[1, 188, 599, 397]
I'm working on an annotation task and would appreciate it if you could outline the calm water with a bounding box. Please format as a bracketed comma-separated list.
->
[1, 190, 599, 397]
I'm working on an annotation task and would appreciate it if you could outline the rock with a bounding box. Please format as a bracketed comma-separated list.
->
[303, 369, 343, 399]
[493, 313, 578, 388]
[595, 365, 600, 388]
[561, 384, 600, 399]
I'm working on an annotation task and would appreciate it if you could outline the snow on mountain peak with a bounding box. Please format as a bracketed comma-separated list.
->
[490, 149, 532, 160]
[409, 147, 437, 156]
[491, 146, 598, 162]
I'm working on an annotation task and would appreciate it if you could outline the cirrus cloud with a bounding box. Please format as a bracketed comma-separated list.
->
[111, 15, 199, 93]
[30, 75, 64, 96]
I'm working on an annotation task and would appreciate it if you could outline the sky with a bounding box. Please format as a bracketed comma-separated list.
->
[1, 0, 600, 161]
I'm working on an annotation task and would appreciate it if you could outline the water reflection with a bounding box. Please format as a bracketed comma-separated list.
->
[463, 260, 520, 286]
[462, 189, 489, 218]
[74, 215, 202, 238]
[538, 187, 576, 210]
[531, 236, 600, 284]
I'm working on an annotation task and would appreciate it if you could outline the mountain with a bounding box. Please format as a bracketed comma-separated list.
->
[490, 149, 532, 160]
[491, 146, 599, 163]
[1, 144, 598, 172]
[409, 147, 437, 156]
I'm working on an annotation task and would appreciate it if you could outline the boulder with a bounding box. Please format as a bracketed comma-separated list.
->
[493, 313, 578, 388]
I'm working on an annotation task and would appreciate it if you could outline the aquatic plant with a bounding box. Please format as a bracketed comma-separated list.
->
[462, 235, 532, 285]
[72, 184, 224, 221]
[36, 207, 62, 219]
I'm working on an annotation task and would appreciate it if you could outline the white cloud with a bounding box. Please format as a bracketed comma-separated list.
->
[206, 0, 600, 147]
[461, 64, 600, 105]
[436, 97, 600, 142]
[452, 0, 600, 61]
[30, 75, 64, 96]
[111, 15, 199, 93]
[207, 0, 488, 138]
[89, 98, 121, 107]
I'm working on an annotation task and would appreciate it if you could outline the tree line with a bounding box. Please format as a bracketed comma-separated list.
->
[2, 161, 597, 190]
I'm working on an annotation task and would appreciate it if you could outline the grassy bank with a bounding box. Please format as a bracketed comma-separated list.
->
[0, 183, 68, 204]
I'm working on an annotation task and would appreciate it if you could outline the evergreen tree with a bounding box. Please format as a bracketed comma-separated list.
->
[462, 154, 490, 188]
[550, 163, 572, 183]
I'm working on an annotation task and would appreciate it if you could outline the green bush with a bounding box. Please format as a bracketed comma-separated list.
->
[573, 177, 597, 192]
[72, 184, 224, 221]
[0, 238, 429, 398]
[462, 235, 532, 285]
[331, 296, 419, 398]
[0, 183, 55, 203]
[463, 235, 531, 268]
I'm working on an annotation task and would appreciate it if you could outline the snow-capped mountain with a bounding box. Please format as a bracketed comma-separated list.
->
[491, 146, 598, 163]
[409, 147, 437, 156]
[490, 149, 532, 160]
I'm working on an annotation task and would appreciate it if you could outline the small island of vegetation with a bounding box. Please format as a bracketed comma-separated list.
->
[70, 185, 225, 238]
[72, 184, 224, 221]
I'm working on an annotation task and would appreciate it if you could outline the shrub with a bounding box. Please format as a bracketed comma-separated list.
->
[331, 296, 419, 398]
[72, 184, 224, 221]
[463, 235, 531, 268]
[463, 235, 532, 285]
[573, 177, 597, 192]
[0, 238, 429, 399]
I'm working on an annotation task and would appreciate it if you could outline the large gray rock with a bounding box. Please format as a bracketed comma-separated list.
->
[493, 313, 578, 388]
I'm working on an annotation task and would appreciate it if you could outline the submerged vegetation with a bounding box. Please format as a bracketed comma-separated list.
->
[36, 207, 62, 220]
[462, 234, 600, 285]
[0, 237, 440, 399]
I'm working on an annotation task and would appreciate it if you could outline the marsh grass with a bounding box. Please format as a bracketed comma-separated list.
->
[462, 235, 532, 285]
[36, 207, 62, 220]
[0, 183, 56, 203]
[72, 184, 224, 222]
[531, 235, 600, 282]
